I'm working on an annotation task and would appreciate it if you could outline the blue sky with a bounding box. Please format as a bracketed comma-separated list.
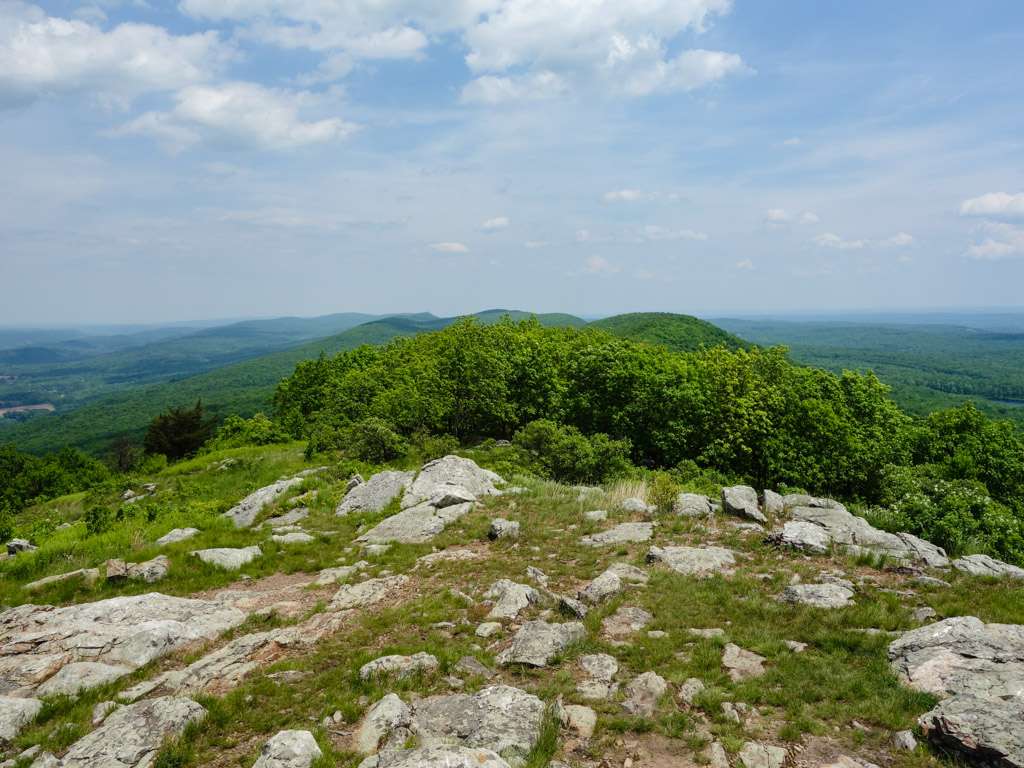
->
[2, 0, 1024, 323]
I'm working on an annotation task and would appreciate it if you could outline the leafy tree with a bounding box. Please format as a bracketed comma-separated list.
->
[143, 401, 215, 461]
[204, 413, 289, 452]
[514, 419, 631, 484]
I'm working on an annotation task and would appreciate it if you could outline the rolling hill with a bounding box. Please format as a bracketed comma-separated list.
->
[589, 312, 747, 352]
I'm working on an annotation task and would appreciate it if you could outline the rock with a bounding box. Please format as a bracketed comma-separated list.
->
[331, 576, 409, 611]
[576, 680, 613, 701]
[722, 644, 766, 681]
[786, 506, 949, 567]
[476, 622, 502, 638]
[584, 510, 608, 522]
[383, 747, 511, 768]
[192, 545, 262, 570]
[782, 494, 845, 511]
[721, 486, 766, 524]
[253, 730, 322, 768]
[892, 730, 917, 751]
[272, 531, 316, 545]
[580, 522, 654, 547]
[602, 606, 653, 640]
[59, 696, 206, 768]
[30, 753, 59, 768]
[915, 575, 951, 588]
[356, 694, 411, 755]
[497, 620, 585, 667]
[623, 671, 667, 717]
[127, 555, 170, 583]
[357, 502, 473, 545]
[579, 570, 623, 604]
[777, 521, 831, 555]
[314, 561, 368, 586]
[780, 583, 855, 609]
[784, 640, 808, 653]
[952, 554, 1024, 580]
[560, 703, 596, 738]
[416, 549, 480, 569]
[7, 539, 36, 555]
[488, 519, 520, 540]
[673, 493, 713, 517]
[621, 497, 654, 515]
[678, 677, 705, 705]
[738, 742, 787, 768]
[261, 507, 310, 529]
[913, 606, 937, 622]
[454, 657, 493, 679]
[646, 546, 736, 577]
[484, 580, 540, 620]
[363, 544, 392, 557]
[690, 627, 726, 639]
[360, 653, 439, 681]
[888, 616, 1024, 768]
[0, 696, 42, 740]
[24, 568, 100, 592]
[762, 490, 784, 517]
[91, 700, 118, 727]
[0, 593, 246, 697]
[224, 473, 317, 528]
[37, 661, 133, 698]
[402, 456, 503, 509]
[425, 485, 478, 509]
[605, 562, 649, 585]
[708, 742, 730, 768]
[156, 528, 200, 546]
[526, 566, 549, 586]
[105, 559, 128, 581]
[558, 594, 589, 619]
[346, 474, 365, 492]
[337, 471, 414, 516]
[580, 653, 618, 682]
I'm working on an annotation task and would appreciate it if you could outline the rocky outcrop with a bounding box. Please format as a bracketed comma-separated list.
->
[722, 486, 766, 524]
[331, 576, 409, 611]
[37, 661, 133, 698]
[401, 456, 503, 509]
[672, 493, 712, 517]
[646, 546, 736, 577]
[0, 696, 42, 740]
[224, 470, 323, 528]
[360, 653, 439, 681]
[192, 546, 262, 569]
[780, 583, 855, 609]
[24, 568, 100, 592]
[382, 746, 511, 768]
[952, 554, 1024, 580]
[253, 730, 322, 768]
[497, 620, 585, 667]
[484, 580, 540, 620]
[156, 527, 200, 546]
[357, 502, 474, 545]
[580, 522, 654, 547]
[889, 616, 1024, 768]
[336, 471, 414, 516]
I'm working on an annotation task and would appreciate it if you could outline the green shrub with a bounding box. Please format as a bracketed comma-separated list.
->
[514, 419, 631, 484]
[84, 505, 113, 536]
[343, 418, 408, 463]
[204, 413, 290, 452]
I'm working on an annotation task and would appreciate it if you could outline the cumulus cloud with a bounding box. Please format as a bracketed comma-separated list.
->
[881, 232, 914, 247]
[965, 222, 1024, 261]
[430, 241, 470, 253]
[765, 208, 818, 226]
[116, 82, 357, 151]
[639, 225, 708, 242]
[481, 216, 510, 231]
[735, 258, 754, 270]
[960, 192, 1024, 219]
[583, 255, 619, 275]
[604, 189, 645, 202]
[460, 70, 567, 104]
[619, 49, 750, 96]
[0, 1, 229, 107]
[813, 232, 867, 250]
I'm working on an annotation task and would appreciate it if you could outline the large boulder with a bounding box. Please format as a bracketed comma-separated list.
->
[401, 456, 503, 509]
[722, 486, 766, 524]
[224, 470, 323, 528]
[253, 730, 322, 768]
[646, 546, 736, 577]
[580, 522, 654, 547]
[336, 471, 415, 516]
[673, 493, 712, 517]
[192, 546, 262, 570]
[952, 554, 1024, 580]
[777, 521, 831, 555]
[357, 502, 473, 545]
[889, 616, 1024, 768]
[497, 620, 586, 667]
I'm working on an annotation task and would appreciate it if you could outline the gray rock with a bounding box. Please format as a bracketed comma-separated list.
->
[918, 695, 1023, 768]
[673, 493, 713, 517]
[416, 549, 481, 569]
[59, 696, 206, 768]
[192, 545, 262, 570]
[579, 653, 618, 683]
[722, 644, 766, 681]
[646, 545, 736, 577]
[762, 490, 784, 517]
[559, 703, 596, 738]
[425, 485, 478, 509]
[156, 528, 200, 546]
[738, 742, 787, 768]
[621, 497, 654, 515]
[105, 559, 128, 581]
[6, 539, 36, 555]
[271, 531, 316, 545]
[601, 606, 652, 640]
[261, 508, 310, 529]
[605, 562, 649, 584]
[0, 696, 42, 740]
[475, 622, 501, 638]
[780, 583, 855, 609]
[402, 456, 503, 509]
[126, 556, 170, 584]
[623, 671, 667, 717]
[37, 662, 133, 698]
[92, 701, 118, 727]
[382, 746, 510, 768]
[24, 568, 100, 592]
[497, 620, 585, 667]
[584, 510, 608, 522]
[253, 730, 322, 768]
[337, 471, 414, 516]
[677, 677, 705, 705]
[690, 627, 726, 639]
[580, 522, 654, 547]
[314, 561, 368, 586]
[576, 680, 614, 701]
[332, 576, 409, 611]
[558, 594, 589, 619]
[892, 730, 917, 751]
[360, 653, 439, 681]
[778, 521, 831, 555]
[525, 566, 549, 586]
[914, 607, 937, 622]
[782, 494, 845, 512]
[721, 486, 766, 524]
[484, 580, 540, 620]
[454, 657, 493, 679]
[225, 473, 318, 528]
[488, 519, 520, 540]
[357, 502, 473, 545]
[708, 742, 730, 768]
[356, 694, 411, 755]
[579, 570, 623, 604]
[952, 554, 1024, 580]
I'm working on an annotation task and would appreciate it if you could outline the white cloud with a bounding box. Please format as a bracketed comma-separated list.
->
[640, 224, 708, 241]
[965, 222, 1024, 260]
[960, 192, 1024, 219]
[603, 189, 645, 202]
[575, 228, 592, 242]
[583, 255, 619, 275]
[460, 70, 567, 104]
[813, 232, 867, 250]
[481, 216, 510, 231]
[430, 241, 470, 253]
[117, 82, 357, 151]
[524, 240, 548, 249]
[735, 258, 753, 270]
[765, 208, 818, 226]
[881, 232, 914, 247]
[782, 137, 802, 147]
[765, 208, 789, 223]
[620, 49, 750, 96]
[801, 211, 820, 224]
[0, 2, 229, 106]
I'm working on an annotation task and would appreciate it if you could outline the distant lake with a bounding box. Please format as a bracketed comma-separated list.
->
[990, 398, 1024, 408]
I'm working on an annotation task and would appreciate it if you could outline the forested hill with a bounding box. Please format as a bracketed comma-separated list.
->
[590, 312, 747, 352]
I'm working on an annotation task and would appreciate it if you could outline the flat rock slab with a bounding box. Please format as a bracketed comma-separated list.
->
[261, 508, 310, 529]
[336, 471, 414, 516]
[382, 746, 511, 768]
[497, 620, 585, 667]
[0, 696, 42, 740]
[156, 528, 200, 546]
[224, 470, 323, 528]
[332, 576, 409, 611]
[484, 580, 540, 620]
[602, 606, 653, 641]
[58, 696, 206, 768]
[0, 593, 246, 698]
[673, 493, 713, 517]
[24, 568, 100, 592]
[722, 643, 766, 682]
[37, 661, 133, 698]
[401, 455, 503, 509]
[889, 616, 1024, 768]
[646, 545, 736, 577]
[952, 554, 1024, 580]
[272, 532, 316, 545]
[357, 502, 473, 544]
[360, 653, 439, 681]
[780, 583, 855, 609]
[253, 730, 323, 768]
[580, 522, 654, 547]
[192, 546, 262, 570]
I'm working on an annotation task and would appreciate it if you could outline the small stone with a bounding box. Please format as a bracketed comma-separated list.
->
[892, 730, 917, 751]
[690, 627, 726, 639]
[602, 606, 652, 640]
[579, 570, 623, 605]
[784, 640, 808, 653]
[355, 694, 410, 755]
[708, 742, 730, 768]
[105, 559, 128, 581]
[780, 583, 855, 609]
[584, 510, 608, 522]
[678, 678, 705, 705]
[722, 643, 766, 682]
[580, 522, 654, 547]
[497, 620, 586, 667]
[721, 702, 742, 723]
[191, 545, 262, 570]
[157, 528, 200, 546]
[580, 653, 618, 683]
[621, 497, 655, 515]
[558, 594, 589, 619]
[488, 518, 520, 540]
[738, 742, 786, 768]
[526, 566, 548, 585]
[272, 531, 316, 545]
[253, 730, 323, 768]
[476, 622, 502, 638]
[454, 657, 493, 679]
[7, 539, 37, 555]
[647, 630, 667, 639]
[623, 671, 667, 717]
[359, 653, 439, 681]
[560, 704, 597, 738]
[913, 606, 937, 622]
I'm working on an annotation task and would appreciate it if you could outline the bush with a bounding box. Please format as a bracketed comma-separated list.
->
[144, 401, 216, 461]
[84, 505, 113, 536]
[204, 413, 290, 452]
[514, 419, 631, 484]
[342, 418, 408, 463]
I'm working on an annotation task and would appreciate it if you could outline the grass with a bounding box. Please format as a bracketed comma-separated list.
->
[3, 442, 1022, 768]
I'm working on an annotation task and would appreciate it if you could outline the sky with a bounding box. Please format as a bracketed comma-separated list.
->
[2, 0, 1024, 324]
